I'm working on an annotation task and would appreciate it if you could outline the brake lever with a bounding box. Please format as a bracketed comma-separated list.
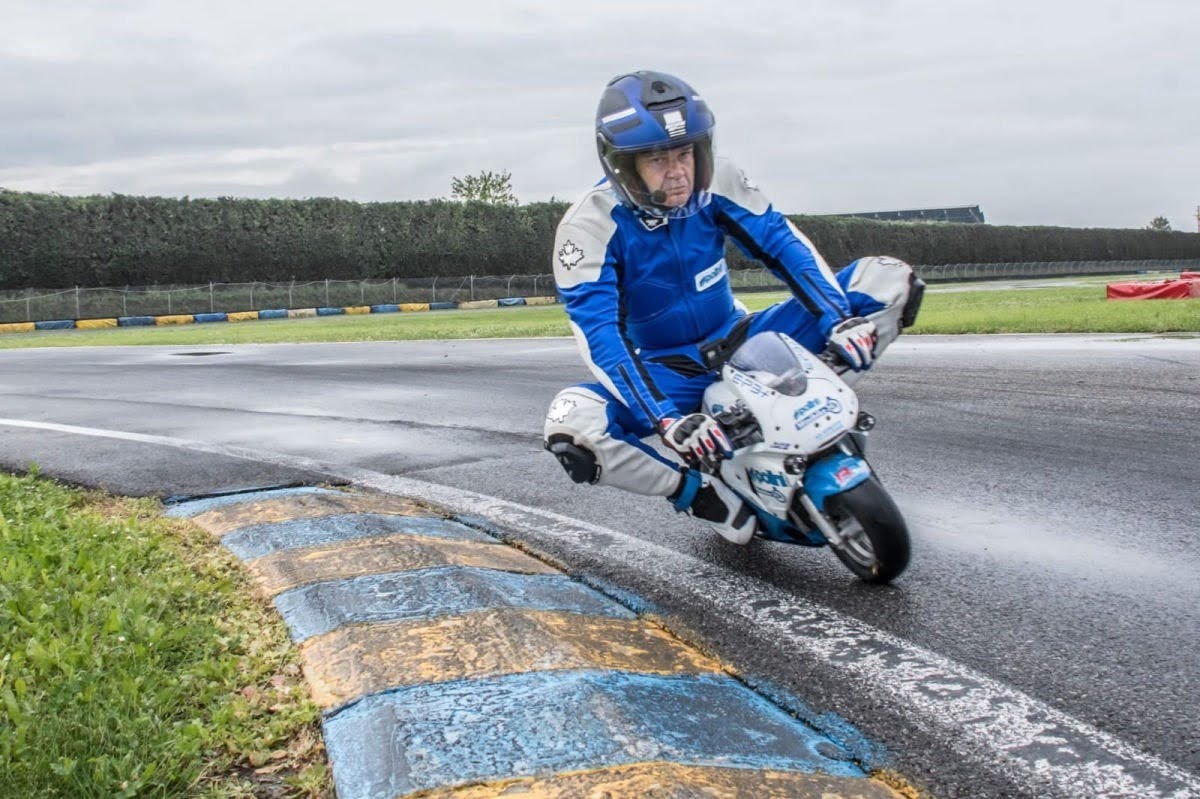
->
[818, 348, 852, 375]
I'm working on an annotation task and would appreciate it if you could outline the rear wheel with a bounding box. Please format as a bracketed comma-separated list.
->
[824, 477, 910, 583]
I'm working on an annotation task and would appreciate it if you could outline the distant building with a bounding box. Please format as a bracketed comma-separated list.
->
[830, 206, 986, 224]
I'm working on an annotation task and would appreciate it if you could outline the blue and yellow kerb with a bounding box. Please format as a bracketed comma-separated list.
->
[166, 486, 908, 799]
[0, 295, 561, 335]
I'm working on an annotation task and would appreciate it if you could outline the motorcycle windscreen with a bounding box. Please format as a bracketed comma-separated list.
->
[728, 332, 809, 396]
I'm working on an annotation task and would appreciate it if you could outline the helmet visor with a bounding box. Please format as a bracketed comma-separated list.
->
[600, 133, 714, 219]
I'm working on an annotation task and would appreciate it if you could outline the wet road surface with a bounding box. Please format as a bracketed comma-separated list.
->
[1, 333, 1197, 797]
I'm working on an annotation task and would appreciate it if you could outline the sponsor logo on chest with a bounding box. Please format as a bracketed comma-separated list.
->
[695, 258, 728, 292]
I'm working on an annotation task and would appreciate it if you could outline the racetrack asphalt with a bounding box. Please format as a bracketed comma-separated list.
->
[1, 333, 1197, 798]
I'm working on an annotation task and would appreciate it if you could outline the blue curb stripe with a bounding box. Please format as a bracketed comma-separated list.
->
[450, 515, 665, 618]
[370, 304, 400, 314]
[193, 312, 228, 323]
[258, 308, 289, 319]
[317, 306, 345, 316]
[497, 297, 526, 307]
[578, 574, 662, 617]
[429, 301, 457, 310]
[222, 513, 494, 560]
[35, 319, 76, 330]
[118, 315, 156, 327]
[163, 486, 337, 517]
[274, 567, 634, 642]
[322, 670, 863, 799]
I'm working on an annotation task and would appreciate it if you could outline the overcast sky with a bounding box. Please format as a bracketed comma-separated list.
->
[2, 0, 1196, 230]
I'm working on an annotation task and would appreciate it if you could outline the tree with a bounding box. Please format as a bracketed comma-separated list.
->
[450, 170, 518, 206]
[1146, 216, 1172, 231]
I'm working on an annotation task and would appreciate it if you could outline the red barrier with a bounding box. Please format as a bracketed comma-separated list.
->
[1182, 271, 1200, 280]
[1106, 279, 1199, 300]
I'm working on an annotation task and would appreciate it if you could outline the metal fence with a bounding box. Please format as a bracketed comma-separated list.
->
[910, 258, 1200, 282]
[0, 275, 557, 324]
[2, 260, 1198, 324]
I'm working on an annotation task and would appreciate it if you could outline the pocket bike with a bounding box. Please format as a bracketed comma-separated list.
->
[698, 330, 910, 583]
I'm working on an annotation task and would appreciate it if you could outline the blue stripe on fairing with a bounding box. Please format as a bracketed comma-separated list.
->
[321, 670, 865, 799]
[803, 453, 871, 512]
[274, 566, 635, 643]
[162, 486, 337, 517]
[222, 513, 495, 560]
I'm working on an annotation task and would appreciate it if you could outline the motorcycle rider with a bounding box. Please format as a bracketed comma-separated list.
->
[544, 70, 921, 544]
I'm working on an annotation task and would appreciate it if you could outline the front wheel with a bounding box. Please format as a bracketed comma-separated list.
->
[824, 477, 910, 583]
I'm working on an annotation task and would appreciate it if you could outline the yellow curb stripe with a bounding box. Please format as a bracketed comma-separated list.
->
[76, 318, 118, 329]
[154, 314, 195, 325]
[300, 608, 722, 708]
[227, 311, 259, 322]
[399, 302, 430, 312]
[408, 761, 908, 798]
[0, 322, 36, 333]
[456, 299, 498, 310]
[190, 492, 433, 536]
[249, 534, 558, 595]
[344, 305, 371, 315]
[523, 295, 559, 306]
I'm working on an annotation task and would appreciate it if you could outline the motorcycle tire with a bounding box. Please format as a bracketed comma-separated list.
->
[824, 476, 910, 583]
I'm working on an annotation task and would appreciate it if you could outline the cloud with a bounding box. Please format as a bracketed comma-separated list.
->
[1, 0, 1197, 228]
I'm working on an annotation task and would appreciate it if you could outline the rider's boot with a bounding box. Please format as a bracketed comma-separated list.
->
[669, 468, 757, 545]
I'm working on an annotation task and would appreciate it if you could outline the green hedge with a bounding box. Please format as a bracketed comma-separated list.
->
[2, 188, 1198, 290]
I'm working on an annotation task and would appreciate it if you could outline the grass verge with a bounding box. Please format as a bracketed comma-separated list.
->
[907, 285, 1200, 333]
[745, 285, 1199, 334]
[0, 471, 331, 798]
[0, 283, 1196, 348]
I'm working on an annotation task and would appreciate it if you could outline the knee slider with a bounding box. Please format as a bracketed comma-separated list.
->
[901, 275, 926, 328]
[545, 434, 599, 484]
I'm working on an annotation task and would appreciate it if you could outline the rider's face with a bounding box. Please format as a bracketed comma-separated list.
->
[634, 144, 695, 208]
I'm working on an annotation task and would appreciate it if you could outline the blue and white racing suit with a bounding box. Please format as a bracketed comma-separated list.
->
[544, 157, 915, 497]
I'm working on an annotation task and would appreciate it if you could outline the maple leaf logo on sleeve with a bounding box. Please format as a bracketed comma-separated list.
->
[557, 240, 585, 270]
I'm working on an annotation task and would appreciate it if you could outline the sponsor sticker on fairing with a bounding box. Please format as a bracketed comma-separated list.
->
[730, 371, 771, 398]
[749, 468, 788, 487]
[835, 466, 855, 485]
[748, 468, 789, 502]
[794, 396, 844, 429]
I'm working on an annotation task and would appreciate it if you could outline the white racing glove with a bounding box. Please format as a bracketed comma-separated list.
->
[827, 316, 878, 371]
[658, 413, 733, 469]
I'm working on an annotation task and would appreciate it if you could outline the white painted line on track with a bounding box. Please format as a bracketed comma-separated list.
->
[2, 415, 1197, 799]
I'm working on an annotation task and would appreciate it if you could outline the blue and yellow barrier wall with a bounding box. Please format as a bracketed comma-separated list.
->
[0, 294, 562, 334]
[165, 485, 909, 799]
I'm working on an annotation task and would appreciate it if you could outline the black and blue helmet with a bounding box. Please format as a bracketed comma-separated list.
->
[595, 70, 716, 217]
